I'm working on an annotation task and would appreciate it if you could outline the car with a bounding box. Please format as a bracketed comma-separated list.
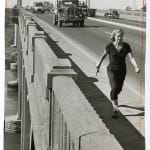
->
[104, 9, 119, 19]
[25, 5, 32, 11]
[32, 2, 44, 13]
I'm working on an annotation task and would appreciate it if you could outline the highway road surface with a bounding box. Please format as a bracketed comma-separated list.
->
[34, 13, 145, 136]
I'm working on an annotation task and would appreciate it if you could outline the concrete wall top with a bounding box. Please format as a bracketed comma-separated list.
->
[53, 76, 110, 137]
[53, 76, 123, 149]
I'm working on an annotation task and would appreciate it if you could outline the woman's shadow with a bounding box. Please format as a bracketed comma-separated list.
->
[119, 105, 144, 116]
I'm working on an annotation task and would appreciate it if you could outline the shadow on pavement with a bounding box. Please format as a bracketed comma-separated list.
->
[54, 24, 105, 28]
[119, 105, 144, 111]
[125, 112, 144, 117]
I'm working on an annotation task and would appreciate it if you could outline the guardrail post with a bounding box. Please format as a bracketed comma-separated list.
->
[10, 24, 18, 48]
[17, 49, 23, 120]
[31, 31, 46, 82]
[21, 14, 30, 33]
[20, 13, 27, 32]
[26, 21, 36, 55]
[23, 15, 32, 41]
[20, 13, 26, 31]
[46, 67, 77, 150]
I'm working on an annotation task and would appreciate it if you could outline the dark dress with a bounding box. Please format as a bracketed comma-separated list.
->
[106, 42, 131, 100]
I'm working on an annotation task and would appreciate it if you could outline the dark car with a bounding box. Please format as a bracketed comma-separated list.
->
[25, 5, 32, 11]
[104, 9, 119, 19]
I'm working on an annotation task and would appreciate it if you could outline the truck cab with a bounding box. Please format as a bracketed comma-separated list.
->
[53, 0, 86, 27]
[32, 2, 44, 13]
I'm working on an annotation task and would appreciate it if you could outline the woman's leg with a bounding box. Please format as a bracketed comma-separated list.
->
[108, 69, 126, 99]
[111, 99, 118, 111]
[108, 68, 126, 118]
[111, 100, 119, 118]
[107, 70, 118, 116]
[107, 70, 118, 99]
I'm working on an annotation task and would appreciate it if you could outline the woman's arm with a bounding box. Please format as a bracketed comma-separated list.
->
[96, 50, 107, 72]
[128, 52, 140, 73]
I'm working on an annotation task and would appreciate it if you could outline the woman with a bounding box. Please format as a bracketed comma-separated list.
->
[96, 28, 140, 118]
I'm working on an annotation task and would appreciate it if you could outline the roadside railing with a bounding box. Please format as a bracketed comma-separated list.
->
[18, 9, 123, 150]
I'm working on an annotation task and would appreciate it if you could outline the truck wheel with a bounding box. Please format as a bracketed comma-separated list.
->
[80, 21, 84, 27]
[73, 22, 76, 27]
[53, 15, 57, 25]
[58, 20, 62, 27]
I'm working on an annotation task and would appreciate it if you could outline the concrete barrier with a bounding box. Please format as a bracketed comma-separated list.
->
[18, 11, 77, 150]
[18, 10, 124, 150]
[10, 62, 17, 71]
[50, 76, 122, 150]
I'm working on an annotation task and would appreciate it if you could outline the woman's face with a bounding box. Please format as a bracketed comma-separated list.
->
[115, 32, 123, 43]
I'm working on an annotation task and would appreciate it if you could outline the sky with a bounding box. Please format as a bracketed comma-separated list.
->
[90, 0, 144, 10]
[5, 0, 145, 10]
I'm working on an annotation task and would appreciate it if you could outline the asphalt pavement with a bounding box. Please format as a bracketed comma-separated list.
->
[34, 16, 145, 149]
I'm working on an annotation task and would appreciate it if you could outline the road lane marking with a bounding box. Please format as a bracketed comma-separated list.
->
[89, 17, 146, 32]
[105, 31, 111, 35]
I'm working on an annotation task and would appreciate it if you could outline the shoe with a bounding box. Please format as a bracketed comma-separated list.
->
[112, 109, 119, 119]
[111, 100, 119, 118]
[114, 99, 118, 106]
[112, 100, 119, 111]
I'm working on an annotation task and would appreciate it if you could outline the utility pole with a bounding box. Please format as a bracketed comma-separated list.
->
[17, 0, 22, 8]
[88, 0, 90, 8]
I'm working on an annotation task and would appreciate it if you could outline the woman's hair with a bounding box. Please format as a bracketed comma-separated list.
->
[110, 28, 124, 41]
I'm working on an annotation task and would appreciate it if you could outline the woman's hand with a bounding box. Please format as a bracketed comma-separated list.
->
[96, 50, 107, 76]
[96, 62, 100, 68]
[135, 67, 140, 73]
[128, 53, 140, 74]
[96, 63, 100, 76]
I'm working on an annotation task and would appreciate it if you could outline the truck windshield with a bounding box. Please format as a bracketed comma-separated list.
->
[36, 3, 43, 7]
[64, 2, 73, 5]
[61, 0, 78, 6]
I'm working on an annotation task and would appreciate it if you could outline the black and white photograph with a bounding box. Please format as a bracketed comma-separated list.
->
[2, 0, 149, 150]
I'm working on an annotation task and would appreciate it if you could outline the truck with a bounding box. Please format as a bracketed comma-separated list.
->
[53, 0, 86, 27]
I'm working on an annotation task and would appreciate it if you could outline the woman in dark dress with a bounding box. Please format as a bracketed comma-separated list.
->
[96, 28, 140, 118]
